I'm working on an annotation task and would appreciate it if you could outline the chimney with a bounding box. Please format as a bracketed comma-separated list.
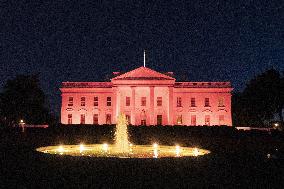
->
[166, 72, 174, 77]
[112, 72, 120, 76]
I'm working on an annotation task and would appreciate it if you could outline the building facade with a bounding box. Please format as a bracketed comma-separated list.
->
[60, 67, 233, 126]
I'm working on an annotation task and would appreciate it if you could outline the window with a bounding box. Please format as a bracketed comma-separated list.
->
[205, 115, 210, 126]
[106, 114, 111, 124]
[157, 97, 162, 106]
[68, 97, 73, 106]
[94, 97, 98, 106]
[177, 115, 183, 124]
[205, 98, 210, 107]
[126, 97, 130, 106]
[191, 115, 196, 126]
[219, 115, 225, 125]
[80, 114, 85, 124]
[157, 115, 162, 125]
[218, 98, 224, 107]
[177, 97, 182, 107]
[190, 98, 196, 107]
[81, 97, 86, 106]
[93, 114, 98, 124]
[141, 119, 146, 125]
[107, 97, 111, 106]
[141, 97, 146, 106]
[68, 114, 72, 124]
[126, 115, 131, 124]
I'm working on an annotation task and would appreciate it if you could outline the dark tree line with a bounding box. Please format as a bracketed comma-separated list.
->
[0, 75, 54, 126]
[232, 69, 284, 127]
[0, 70, 283, 128]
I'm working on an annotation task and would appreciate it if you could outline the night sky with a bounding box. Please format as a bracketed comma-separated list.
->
[0, 0, 283, 115]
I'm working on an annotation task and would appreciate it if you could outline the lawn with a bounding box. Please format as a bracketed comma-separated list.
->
[1, 126, 283, 188]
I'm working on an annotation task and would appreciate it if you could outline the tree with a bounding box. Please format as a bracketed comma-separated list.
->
[0, 74, 51, 126]
[233, 69, 283, 127]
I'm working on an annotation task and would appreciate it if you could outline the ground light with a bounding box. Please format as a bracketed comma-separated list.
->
[79, 144, 85, 154]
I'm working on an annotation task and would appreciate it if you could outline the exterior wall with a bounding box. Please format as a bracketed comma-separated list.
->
[61, 88, 114, 125]
[172, 88, 232, 126]
[60, 68, 233, 126]
[61, 85, 232, 126]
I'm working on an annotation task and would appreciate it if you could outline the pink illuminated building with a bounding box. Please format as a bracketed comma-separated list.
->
[60, 66, 233, 126]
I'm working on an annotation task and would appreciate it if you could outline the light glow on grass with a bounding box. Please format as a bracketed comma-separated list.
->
[79, 144, 85, 153]
[36, 144, 210, 158]
[153, 143, 158, 158]
[102, 143, 108, 152]
[175, 145, 181, 157]
[58, 145, 64, 155]
[193, 147, 199, 156]
[153, 143, 158, 148]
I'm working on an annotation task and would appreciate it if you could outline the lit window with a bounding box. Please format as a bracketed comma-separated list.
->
[191, 115, 196, 126]
[157, 115, 162, 125]
[68, 97, 73, 106]
[126, 97, 130, 106]
[177, 97, 182, 107]
[80, 114, 85, 124]
[93, 114, 98, 124]
[177, 115, 182, 124]
[94, 97, 98, 106]
[219, 115, 225, 125]
[205, 98, 210, 107]
[141, 119, 146, 125]
[141, 97, 146, 106]
[218, 98, 224, 107]
[68, 114, 72, 124]
[157, 97, 162, 106]
[106, 114, 111, 124]
[81, 97, 86, 106]
[190, 98, 196, 107]
[107, 97, 111, 106]
[205, 115, 210, 126]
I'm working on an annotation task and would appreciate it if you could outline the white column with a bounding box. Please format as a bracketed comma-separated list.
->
[150, 86, 155, 125]
[112, 87, 117, 124]
[116, 88, 121, 120]
[131, 86, 136, 125]
[168, 86, 174, 125]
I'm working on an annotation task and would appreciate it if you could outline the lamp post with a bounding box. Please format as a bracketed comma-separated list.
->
[19, 119, 25, 133]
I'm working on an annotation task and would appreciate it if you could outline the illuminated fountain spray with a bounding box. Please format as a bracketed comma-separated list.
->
[175, 145, 181, 157]
[114, 113, 129, 154]
[153, 143, 158, 158]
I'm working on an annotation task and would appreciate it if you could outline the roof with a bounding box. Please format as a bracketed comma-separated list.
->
[174, 82, 232, 88]
[111, 66, 175, 81]
[61, 82, 112, 88]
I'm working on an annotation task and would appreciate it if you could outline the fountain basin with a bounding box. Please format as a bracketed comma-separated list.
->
[36, 144, 210, 158]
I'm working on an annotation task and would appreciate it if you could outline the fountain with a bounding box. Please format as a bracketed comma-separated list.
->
[36, 113, 210, 158]
[114, 113, 129, 155]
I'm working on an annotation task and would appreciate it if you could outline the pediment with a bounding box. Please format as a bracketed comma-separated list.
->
[111, 66, 175, 81]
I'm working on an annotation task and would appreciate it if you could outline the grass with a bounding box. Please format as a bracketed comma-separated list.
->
[0, 126, 283, 188]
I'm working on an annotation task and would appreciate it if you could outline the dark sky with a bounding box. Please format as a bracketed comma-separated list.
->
[0, 0, 283, 115]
